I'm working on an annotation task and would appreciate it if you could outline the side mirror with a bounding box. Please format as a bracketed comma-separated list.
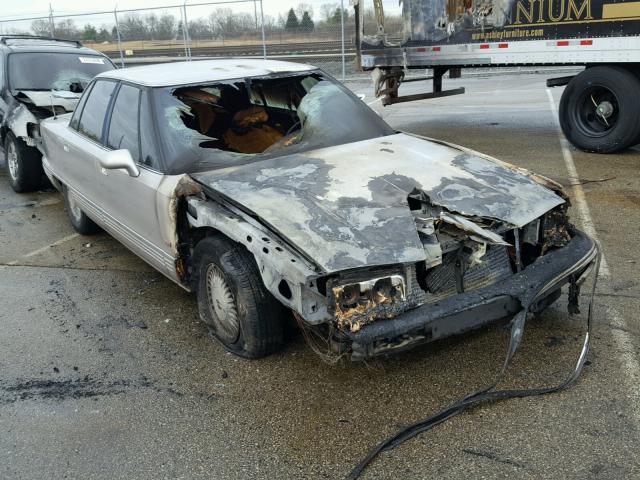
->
[100, 149, 140, 177]
[357, 93, 366, 101]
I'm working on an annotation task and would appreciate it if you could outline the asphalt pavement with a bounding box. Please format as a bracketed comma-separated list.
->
[1, 73, 639, 479]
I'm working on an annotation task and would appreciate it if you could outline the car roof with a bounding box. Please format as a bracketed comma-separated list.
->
[0, 37, 108, 56]
[95, 58, 317, 87]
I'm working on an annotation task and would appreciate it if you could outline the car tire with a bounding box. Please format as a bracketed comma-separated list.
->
[559, 66, 640, 153]
[63, 185, 101, 235]
[194, 236, 285, 359]
[4, 132, 43, 193]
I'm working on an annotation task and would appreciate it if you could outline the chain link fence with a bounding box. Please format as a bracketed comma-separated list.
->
[0, 1, 402, 79]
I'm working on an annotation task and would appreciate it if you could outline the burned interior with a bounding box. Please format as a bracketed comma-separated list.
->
[154, 70, 394, 173]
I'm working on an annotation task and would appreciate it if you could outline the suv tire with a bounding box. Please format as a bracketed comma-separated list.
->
[5, 132, 43, 192]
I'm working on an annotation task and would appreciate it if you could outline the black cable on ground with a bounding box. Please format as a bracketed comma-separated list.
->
[346, 252, 601, 480]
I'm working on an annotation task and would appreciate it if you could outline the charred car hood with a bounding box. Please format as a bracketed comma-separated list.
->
[192, 133, 564, 272]
[15, 90, 79, 112]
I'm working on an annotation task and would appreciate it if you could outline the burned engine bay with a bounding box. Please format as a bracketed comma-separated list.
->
[186, 127, 574, 358]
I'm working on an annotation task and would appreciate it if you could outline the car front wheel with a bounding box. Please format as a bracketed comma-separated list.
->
[5, 132, 43, 193]
[194, 236, 284, 358]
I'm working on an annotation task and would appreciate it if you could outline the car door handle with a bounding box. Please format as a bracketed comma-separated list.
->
[101, 167, 109, 176]
[63, 143, 70, 152]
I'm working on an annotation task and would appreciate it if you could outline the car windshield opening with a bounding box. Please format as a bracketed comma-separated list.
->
[154, 71, 394, 174]
[8, 52, 113, 92]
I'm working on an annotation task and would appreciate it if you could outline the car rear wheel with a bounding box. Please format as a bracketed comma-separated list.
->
[559, 66, 640, 153]
[4, 132, 43, 193]
[194, 236, 285, 359]
[63, 185, 100, 235]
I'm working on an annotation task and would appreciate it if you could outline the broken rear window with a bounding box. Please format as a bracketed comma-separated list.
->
[152, 71, 394, 174]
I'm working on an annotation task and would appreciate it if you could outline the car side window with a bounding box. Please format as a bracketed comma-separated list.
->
[139, 89, 160, 169]
[77, 80, 116, 143]
[69, 82, 94, 130]
[106, 84, 140, 161]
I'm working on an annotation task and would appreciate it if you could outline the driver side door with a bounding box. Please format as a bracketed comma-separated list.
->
[92, 82, 177, 279]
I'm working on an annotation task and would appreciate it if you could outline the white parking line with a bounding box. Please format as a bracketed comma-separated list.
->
[367, 97, 382, 106]
[546, 88, 639, 411]
[4, 233, 79, 267]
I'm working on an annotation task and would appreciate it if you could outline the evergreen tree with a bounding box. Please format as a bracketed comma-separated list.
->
[82, 24, 97, 41]
[285, 8, 299, 30]
[300, 11, 314, 32]
[97, 27, 111, 42]
[330, 7, 346, 24]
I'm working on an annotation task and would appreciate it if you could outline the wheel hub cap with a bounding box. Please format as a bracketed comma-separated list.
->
[206, 265, 239, 342]
[596, 100, 614, 119]
[6, 142, 18, 180]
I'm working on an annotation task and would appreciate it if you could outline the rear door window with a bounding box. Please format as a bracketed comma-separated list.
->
[106, 83, 141, 161]
[69, 81, 94, 130]
[77, 80, 116, 143]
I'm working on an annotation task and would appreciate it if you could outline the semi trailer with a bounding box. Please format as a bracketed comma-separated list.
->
[356, 0, 640, 153]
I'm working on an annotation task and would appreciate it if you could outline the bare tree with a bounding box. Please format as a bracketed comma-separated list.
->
[145, 13, 159, 39]
[118, 13, 148, 41]
[296, 3, 314, 21]
[55, 19, 79, 39]
[156, 14, 176, 40]
[188, 18, 210, 40]
[31, 19, 51, 36]
[208, 8, 254, 39]
[320, 3, 339, 22]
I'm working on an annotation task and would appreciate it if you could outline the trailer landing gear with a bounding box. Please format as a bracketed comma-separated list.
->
[558, 66, 640, 154]
[372, 67, 465, 106]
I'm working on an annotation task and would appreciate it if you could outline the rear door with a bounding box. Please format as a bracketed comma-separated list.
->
[93, 82, 176, 278]
[56, 79, 116, 220]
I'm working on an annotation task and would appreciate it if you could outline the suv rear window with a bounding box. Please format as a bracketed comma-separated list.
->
[8, 52, 113, 91]
[77, 80, 116, 143]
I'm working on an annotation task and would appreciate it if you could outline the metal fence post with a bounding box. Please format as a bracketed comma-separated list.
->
[254, 0, 258, 29]
[183, 1, 192, 60]
[180, 6, 189, 59]
[340, 0, 346, 80]
[113, 8, 125, 68]
[259, 0, 266, 59]
[48, 3, 55, 37]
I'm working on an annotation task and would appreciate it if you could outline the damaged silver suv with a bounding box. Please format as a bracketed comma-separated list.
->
[39, 59, 598, 360]
[0, 35, 114, 192]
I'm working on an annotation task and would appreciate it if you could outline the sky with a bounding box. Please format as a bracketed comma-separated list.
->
[0, 0, 402, 23]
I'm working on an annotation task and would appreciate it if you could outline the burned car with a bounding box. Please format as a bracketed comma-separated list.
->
[39, 59, 598, 360]
[0, 35, 115, 192]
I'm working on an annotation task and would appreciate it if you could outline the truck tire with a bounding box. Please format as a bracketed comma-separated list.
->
[194, 236, 285, 359]
[559, 66, 640, 153]
[63, 185, 101, 235]
[4, 131, 43, 192]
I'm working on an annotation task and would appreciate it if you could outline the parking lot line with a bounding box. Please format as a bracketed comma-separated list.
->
[3, 233, 79, 267]
[546, 88, 640, 414]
